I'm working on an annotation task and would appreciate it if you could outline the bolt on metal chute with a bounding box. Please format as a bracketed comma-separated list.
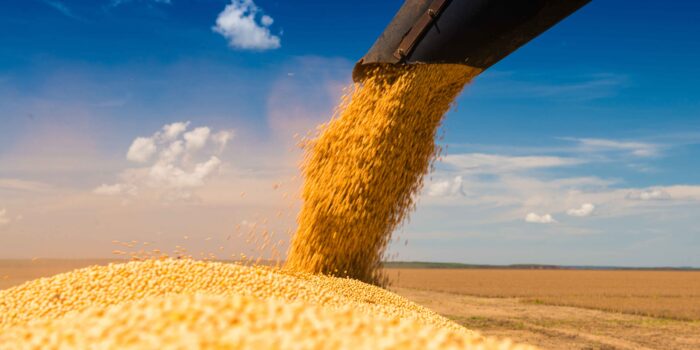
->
[353, 0, 590, 82]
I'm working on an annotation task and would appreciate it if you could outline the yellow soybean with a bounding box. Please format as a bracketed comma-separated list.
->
[286, 64, 479, 284]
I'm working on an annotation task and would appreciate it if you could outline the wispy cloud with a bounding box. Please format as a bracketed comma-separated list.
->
[424, 131, 700, 230]
[0, 208, 10, 226]
[569, 137, 661, 158]
[0, 178, 53, 192]
[93, 183, 137, 196]
[470, 72, 627, 101]
[626, 188, 671, 201]
[427, 176, 465, 197]
[449, 136, 665, 175]
[421, 169, 700, 226]
[525, 212, 556, 224]
[43, 0, 84, 21]
[213, 0, 281, 50]
[567, 203, 595, 217]
[450, 135, 669, 161]
[443, 153, 584, 174]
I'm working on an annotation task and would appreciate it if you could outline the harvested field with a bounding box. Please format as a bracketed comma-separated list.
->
[393, 287, 700, 350]
[0, 259, 118, 290]
[385, 268, 700, 321]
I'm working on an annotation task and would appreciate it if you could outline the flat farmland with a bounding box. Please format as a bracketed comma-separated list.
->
[386, 268, 700, 349]
[0, 259, 118, 290]
[385, 268, 700, 320]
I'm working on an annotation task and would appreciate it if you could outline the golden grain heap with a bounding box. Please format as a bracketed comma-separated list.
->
[286, 64, 480, 284]
[0, 259, 535, 350]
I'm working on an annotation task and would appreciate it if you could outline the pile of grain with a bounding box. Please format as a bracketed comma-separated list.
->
[0, 259, 534, 349]
[286, 64, 480, 284]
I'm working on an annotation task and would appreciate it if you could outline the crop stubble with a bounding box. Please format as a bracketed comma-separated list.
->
[386, 268, 700, 320]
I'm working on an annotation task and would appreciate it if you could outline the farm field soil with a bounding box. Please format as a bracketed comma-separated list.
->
[385, 268, 700, 320]
[390, 287, 700, 350]
[386, 268, 700, 349]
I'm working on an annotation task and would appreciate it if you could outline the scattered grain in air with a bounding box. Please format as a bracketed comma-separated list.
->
[285, 64, 480, 285]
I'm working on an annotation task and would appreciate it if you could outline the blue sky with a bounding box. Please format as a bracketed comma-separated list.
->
[0, 0, 699, 266]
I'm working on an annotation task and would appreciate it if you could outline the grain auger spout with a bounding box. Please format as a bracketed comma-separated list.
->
[352, 0, 590, 82]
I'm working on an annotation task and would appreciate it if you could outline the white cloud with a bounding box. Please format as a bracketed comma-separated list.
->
[126, 137, 157, 163]
[95, 122, 232, 201]
[567, 203, 595, 217]
[93, 183, 137, 196]
[525, 212, 556, 224]
[124, 123, 193, 166]
[260, 15, 273, 26]
[159, 140, 185, 163]
[0, 178, 53, 192]
[627, 188, 671, 201]
[0, 208, 10, 226]
[573, 138, 660, 158]
[213, 0, 281, 50]
[160, 121, 190, 141]
[422, 167, 700, 227]
[212, 130, 234, 154]
[428, 176, 465, 197]
[662, 186, 700, 201]
[110, 0, 171, 7]
[149, 156, 221, 190]
[184, 127, 211, 152]
[443, 153, 583, 174]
